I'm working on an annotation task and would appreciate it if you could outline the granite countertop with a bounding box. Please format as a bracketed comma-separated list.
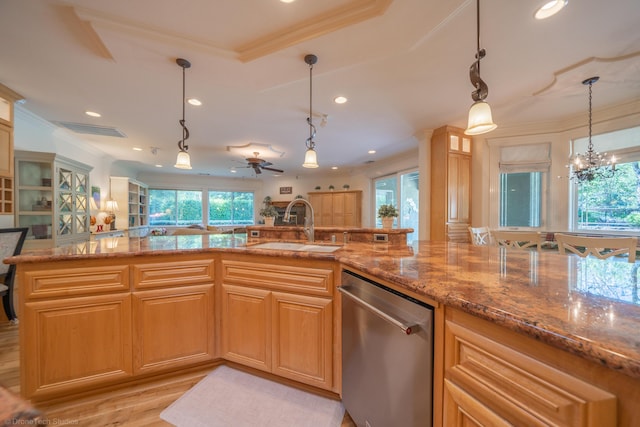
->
[6, 234, 640, 380]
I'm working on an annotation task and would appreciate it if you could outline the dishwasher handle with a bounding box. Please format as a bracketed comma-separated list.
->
[338, 286, 418, 335]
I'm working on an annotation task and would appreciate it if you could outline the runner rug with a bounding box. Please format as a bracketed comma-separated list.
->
[160, 365, 345, 427]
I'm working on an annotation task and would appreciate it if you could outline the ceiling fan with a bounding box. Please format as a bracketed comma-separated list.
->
[244, 152, 284, 174]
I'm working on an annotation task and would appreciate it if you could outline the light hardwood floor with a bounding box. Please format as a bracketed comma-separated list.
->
[0, 321, 355, 426]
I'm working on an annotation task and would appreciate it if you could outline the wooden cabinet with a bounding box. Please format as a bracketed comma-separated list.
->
[0, 83, 24, 214]
[109, 176, 148, 230]
[221, 257, 335, 391]
[15, 150, 93, 248]
[20, 261, 132, 400]
[442, 308, 616, 427]
[430, 125, 472, 242]
[308, 190, 362, 227]
[19, 255, 216, 402]
[132, 257, 215, 374]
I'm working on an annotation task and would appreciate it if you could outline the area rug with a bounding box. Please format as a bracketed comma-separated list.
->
[160, 365, 345, 427]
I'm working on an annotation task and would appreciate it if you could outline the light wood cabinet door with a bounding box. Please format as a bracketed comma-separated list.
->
[320, 193, 334, 226]
[132, 283, 215, 375]
[447, 153, 470, 224]
[307, 190, 362, 227]
[271, 291, 332, 390]
[221, 284, 272, 372]
[22, 293, 132, 400]
[443, 309, 616, 427]
[0, 123, 11, 178]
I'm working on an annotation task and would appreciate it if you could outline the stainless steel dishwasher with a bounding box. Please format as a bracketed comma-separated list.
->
[339, 270, 433, 427]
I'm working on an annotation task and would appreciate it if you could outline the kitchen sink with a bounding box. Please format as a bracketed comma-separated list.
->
[250, 242, 342, 252]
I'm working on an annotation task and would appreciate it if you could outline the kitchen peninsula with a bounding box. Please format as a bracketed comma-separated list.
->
[6, 234, 640, 426]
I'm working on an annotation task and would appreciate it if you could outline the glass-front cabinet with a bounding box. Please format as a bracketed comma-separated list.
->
[15, 150, 93, 248]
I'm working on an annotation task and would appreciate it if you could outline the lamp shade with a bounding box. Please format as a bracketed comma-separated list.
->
[104, 199, 119, 212]
[90, 197, 98, 212]
[302, 148, 319, 168]
[464, 100, 497, 135]
[174, 151, 192, 169]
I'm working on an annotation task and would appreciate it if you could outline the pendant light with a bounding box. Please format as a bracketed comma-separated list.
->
[464, 0, 497, 136]
[568, 76, 617, 183]
[174, 58, 192, 170]
[302, 54, 319, 168]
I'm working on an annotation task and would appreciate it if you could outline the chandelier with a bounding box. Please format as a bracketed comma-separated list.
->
[569, 76, 616, 183]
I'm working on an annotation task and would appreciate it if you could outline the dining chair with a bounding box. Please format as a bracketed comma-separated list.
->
[555, 233, 638, 262]
[0, 228, 28, 323]
[491, 230, 543, 251]
[468, 226, 492, 246]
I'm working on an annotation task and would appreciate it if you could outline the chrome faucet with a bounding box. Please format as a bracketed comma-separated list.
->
[284, 198, 315, 242]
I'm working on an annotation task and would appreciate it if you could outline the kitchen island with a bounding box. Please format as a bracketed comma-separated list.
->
[6, 234, 640, 426]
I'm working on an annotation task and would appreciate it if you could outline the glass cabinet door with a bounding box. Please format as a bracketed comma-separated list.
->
[57, 166, 89, 237]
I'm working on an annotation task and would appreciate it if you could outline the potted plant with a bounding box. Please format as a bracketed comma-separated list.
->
[377, 204, 398, 229]
[260, 197, 278, 226]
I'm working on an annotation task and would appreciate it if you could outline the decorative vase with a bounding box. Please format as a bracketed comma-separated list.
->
[381, 217, 394, 229]
[264, 217, 275, 227]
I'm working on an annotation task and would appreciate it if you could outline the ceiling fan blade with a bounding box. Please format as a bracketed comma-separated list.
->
[260, 161, 273, 167]
[261, 166, 284, 173]
[253, 165, 262, 174]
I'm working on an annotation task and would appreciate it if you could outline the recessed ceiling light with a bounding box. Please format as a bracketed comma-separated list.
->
[368, 150, 376, 154]
[133, 147, 143, 151]
[331, 166, 338, 170]
[85, 111, 101, 117]
[187, 98, 202, 106]
[334, 96, 348, 104]
[230, 169, 237, 173]
[280, 0, 296, 3]
[155, 164, 163, 168]
[534, 0, 568, 19]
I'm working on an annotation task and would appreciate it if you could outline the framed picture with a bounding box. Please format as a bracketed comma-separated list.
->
[279, 186, 292, 195]
[91, 186, 101, 210]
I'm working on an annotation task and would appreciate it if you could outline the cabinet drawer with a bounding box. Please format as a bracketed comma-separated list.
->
[222, 260, 333, 296]
[444, 314, 616, 427]
[133, 258, 214, 289]
[22, 264, 129, 299]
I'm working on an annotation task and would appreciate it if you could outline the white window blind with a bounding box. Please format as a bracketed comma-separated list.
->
[499, 143, 551, 173]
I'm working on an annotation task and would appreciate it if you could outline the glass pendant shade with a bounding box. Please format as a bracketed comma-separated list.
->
[302, 148, 319, 168]
[174, 151, 192, 169]
[465, 100, 497, 135]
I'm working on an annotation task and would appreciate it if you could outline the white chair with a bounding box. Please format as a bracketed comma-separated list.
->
[491, 230, 543, 251]
[555, 233, 637, 262]
[468, 227, 492, 246]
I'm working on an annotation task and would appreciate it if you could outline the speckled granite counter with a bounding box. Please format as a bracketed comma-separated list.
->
[6, 235, 640, 381]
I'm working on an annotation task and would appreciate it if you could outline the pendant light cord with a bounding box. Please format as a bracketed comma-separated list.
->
[476, 0, 480, 77]
[306, 56, 317, 149]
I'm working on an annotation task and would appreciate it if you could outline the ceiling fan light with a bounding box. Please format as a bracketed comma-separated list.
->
[174, 151, 192, 169]
[302, 148, 319, 168]
[465, 100, 497, 135]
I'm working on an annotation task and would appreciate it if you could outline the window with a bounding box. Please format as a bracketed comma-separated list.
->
[498, 143, 549, 228]
[500, 172, 541, 227]
[374, 169, 419, 242]
[209, 191, 254, 226]
[573, 126, 640, 232]
[149, 189, 202, 226]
